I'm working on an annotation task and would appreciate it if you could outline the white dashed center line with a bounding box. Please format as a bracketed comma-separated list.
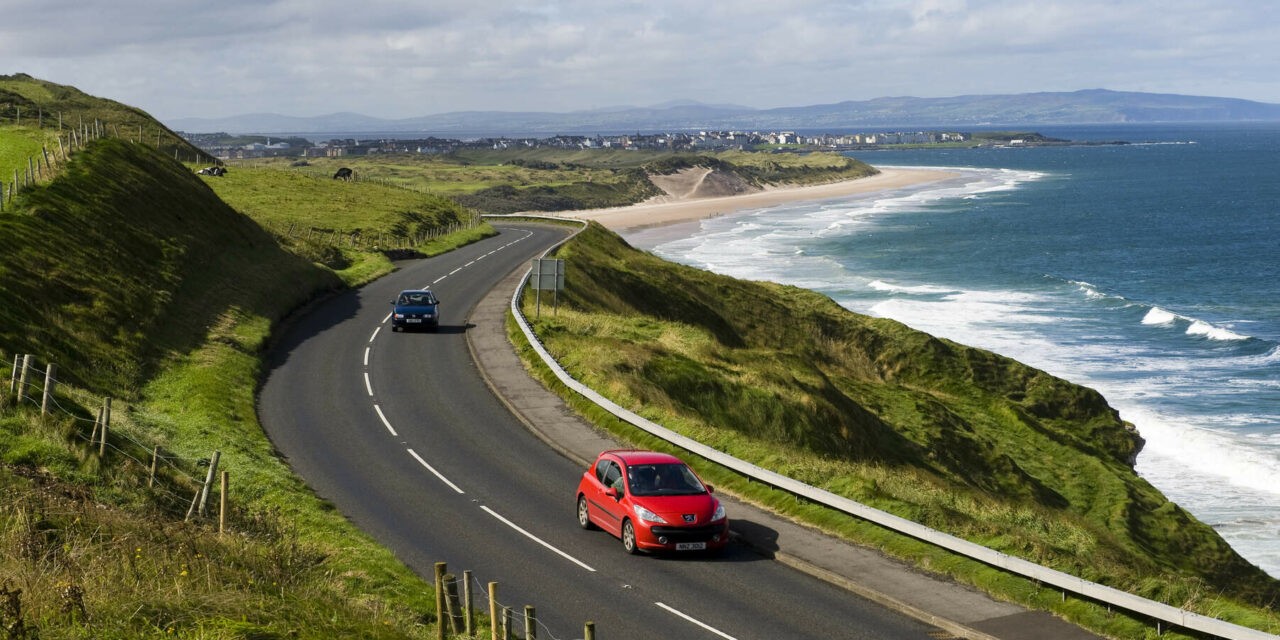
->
[363, 347, 370, 366]
[369, 327, 381, 342]
[382, 312, 393, 323]
[654, 603, 738, 640]
[373, 404, 398, 437]
[407, 449, 466, 494]
[363, 372, 373, 397]
[480, 506, 596, 572]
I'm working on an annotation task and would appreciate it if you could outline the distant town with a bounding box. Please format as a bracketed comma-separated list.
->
[179, 129, 1037, 160]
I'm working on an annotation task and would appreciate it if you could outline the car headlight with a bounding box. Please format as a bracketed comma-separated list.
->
[712, 502, 725, 522]
[394, 313, 404, 319]
[634, 505, 667, 524]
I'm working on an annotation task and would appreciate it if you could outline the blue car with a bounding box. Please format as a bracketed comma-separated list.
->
[390, 289, 440, 331]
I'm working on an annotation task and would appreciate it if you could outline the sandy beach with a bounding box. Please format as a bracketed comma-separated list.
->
[555, 167, 959, 231]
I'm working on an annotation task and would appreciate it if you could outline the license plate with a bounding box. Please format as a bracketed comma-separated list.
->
[675, 542, 706, 551]
[406, 319, 422, 323]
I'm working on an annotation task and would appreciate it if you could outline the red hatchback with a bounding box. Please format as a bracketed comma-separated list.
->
[576, 450, 728, 554]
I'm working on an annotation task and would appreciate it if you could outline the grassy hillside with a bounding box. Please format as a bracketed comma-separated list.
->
[0, 137, 481, 637]
[241, 149, 878, 214]
[516, 223, 1279, 635]
[1, 73, 210, 163]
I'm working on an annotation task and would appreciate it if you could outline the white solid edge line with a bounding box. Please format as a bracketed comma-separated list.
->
[363, 347, 370, 366]
[373, 404, 398, 437]
[363, 372, 373, 397]
[382, 312, 393, 323]
[369, 326, 381, 343]
[407, 449, 465, 494]
[479, 506, 596, 572]
[653, 603, 738, 640]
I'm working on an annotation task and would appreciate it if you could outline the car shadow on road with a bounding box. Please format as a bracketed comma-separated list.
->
[396, 323, 475, 335]
[649, 517, 780, 564]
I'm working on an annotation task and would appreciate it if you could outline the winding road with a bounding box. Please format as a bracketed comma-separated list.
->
[258, 223, 945, 639]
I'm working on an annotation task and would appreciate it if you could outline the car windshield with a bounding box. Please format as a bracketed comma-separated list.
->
[399, 293, 435, 306]
[626, 463, 706, 497]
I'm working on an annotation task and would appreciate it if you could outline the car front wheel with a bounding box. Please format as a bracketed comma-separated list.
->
[621, 519, 638, 554]
[577, 495, 595, 530]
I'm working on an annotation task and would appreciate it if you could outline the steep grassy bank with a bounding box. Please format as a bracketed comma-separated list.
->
[513, 223, 1279, 636]
[0, 139, 472, 637]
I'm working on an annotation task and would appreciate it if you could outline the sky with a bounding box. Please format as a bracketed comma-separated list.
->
[3, 0, 1279, 121]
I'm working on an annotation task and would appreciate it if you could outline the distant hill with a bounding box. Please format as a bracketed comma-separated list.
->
[168, 89, 1280, 136]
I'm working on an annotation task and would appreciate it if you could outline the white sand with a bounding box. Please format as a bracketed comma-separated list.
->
[550, 168, 959, 231]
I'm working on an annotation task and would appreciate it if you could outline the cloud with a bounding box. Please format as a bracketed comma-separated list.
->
[2, 0, 1278, 120]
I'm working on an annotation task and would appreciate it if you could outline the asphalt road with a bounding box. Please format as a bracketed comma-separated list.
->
[258, 223, 944, 640]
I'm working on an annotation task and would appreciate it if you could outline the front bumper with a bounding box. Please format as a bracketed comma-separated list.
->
[635, 521, 729, 551]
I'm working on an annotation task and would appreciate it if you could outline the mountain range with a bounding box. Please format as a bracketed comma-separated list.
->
[168, 89, 1280, 136]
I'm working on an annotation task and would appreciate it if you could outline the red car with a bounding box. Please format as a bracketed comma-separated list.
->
[576, 450, 728, 554]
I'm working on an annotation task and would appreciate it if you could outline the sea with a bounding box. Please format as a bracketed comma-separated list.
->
[625, 123, 1280, 578]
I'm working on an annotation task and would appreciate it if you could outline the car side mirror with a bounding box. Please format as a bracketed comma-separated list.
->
[390, 300, 396, 305]
[604, 487, 619, 500]
[706, 485, 714, 494]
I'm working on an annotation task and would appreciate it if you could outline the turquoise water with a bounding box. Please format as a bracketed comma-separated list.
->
[628, 124, 1280, 576]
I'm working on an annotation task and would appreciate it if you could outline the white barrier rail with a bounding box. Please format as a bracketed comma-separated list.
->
[489, 214, 1278, 640]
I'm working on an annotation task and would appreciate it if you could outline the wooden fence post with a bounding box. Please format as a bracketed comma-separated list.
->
[463, 570, 474, 636]
[434, 562, 447, 640]
[16, 354, 31, 403]
[219, 471, 228, 534]
[443, 574, 464, 634]
[58, 136, 65, 161]
[197, 450, 221, 517]
[524, 606, 536, 640]
[99, 397, 111, 457]
[502, 607, 512, 640]
[90, 404, 103, 447]
[148, 445, 159, 488]
[40, 363, 56, 415]
[489, 583, 499, 640]
[584, 621, 595, 640]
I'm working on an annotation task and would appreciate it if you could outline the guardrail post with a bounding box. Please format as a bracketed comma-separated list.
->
[463, 570, 474, 636]
[488, 583, 499, 640]
[524, 606, 535, 640]
[434, 562, 447, 640]
[41, 363, 56, 415]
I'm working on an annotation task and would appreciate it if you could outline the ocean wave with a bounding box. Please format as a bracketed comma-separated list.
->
[1186, 320, 1250, 341]
[1142, 307, 1179, 325]
[1136, 306, 1252, 341]
[867, 280, 956, 295]
[1130, 405, 1280, 497]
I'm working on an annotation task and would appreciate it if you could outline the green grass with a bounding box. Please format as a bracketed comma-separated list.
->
[0, 137, 500, 638]
[504, 222, 1280, 638]
[0, 127, 58, 185]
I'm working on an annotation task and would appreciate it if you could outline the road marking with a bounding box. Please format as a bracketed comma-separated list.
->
[364, 372, 373, 397]
[407, 448, 465, 494]
[465, 261, 475, 266]
[363, 347, 370, 366]
[369, 327, 381, 343]
[449, 268, 461, 275]
[433, 276, 446, 284]
[654, 603, 738, 640]
[373, 404, 398, 437]
[382, 312, 392, 323]
[480, 506, 596, 573]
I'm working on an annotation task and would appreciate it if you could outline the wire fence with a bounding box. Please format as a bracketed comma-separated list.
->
[259, 215, 485, 252]
[3, 351, 223, 519]
[1, 104, 217, 212]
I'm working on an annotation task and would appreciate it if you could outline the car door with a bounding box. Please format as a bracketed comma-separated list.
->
[593, 460, 627, 536]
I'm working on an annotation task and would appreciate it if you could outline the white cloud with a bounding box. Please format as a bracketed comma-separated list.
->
[2, 0, 1278, 120]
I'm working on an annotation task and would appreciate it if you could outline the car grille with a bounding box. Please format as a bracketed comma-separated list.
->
[649, 524, 724, 543]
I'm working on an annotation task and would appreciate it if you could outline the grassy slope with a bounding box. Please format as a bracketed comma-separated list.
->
[516, 223, 1279, 634]
[0, 139, 469, 638]
[1, 73, 210, 163]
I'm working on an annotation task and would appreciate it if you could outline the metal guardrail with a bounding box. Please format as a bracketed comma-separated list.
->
[488, 214, 1278, 640]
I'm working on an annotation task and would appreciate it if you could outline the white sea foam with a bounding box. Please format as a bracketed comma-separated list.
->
[1186, 320, 1250, 341]
[1142, 307, 1179, 325]
[867, 280, 956, 295]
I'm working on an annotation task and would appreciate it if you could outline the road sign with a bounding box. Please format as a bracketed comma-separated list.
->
[530, 259, 565, 291]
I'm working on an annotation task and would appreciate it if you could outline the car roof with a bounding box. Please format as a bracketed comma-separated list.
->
[398, 289, 432, 295]
[604, 450, 685, 465]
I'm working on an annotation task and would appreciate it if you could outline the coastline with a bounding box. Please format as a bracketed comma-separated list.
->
[555, 167, 959, 231]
